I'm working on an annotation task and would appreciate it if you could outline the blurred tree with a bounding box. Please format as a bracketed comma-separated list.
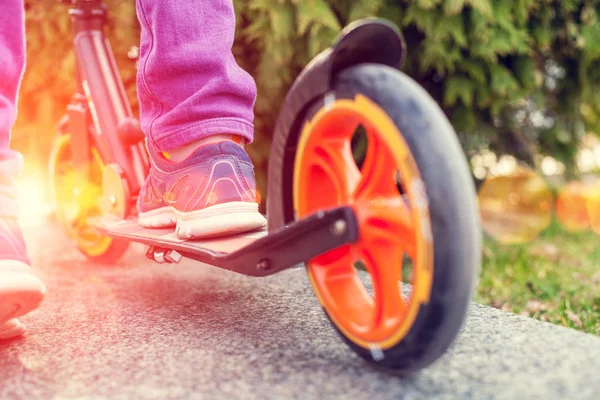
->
[231, 0, 600, 179]
[15, 0, 139, 181]
[14, 0, 600, 201]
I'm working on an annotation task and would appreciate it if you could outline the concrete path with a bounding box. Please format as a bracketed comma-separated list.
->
[1, 219, 599, 399]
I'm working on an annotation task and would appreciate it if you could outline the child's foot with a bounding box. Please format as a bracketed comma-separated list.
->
[137, 141, 266, 239]
[0, 219, 46, 339]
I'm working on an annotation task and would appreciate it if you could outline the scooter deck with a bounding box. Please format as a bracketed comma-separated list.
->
[93, 215, 267, 257]
[91, 206, 360, 277]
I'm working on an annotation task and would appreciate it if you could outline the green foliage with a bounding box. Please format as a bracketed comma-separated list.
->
[15, 0, 138, 177]
[478, 222, 600, 335]
[237, 0, 600, 175]
[14, 0, 600, 196]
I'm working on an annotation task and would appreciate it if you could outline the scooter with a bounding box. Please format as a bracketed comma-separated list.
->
[50, 0, 481, 373]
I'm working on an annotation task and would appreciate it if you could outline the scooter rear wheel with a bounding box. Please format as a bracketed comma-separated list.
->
[49, 133, 129, 263]
[293, 64, 480, 373]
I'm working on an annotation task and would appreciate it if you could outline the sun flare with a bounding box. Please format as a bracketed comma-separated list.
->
[15, 175, 53, 227]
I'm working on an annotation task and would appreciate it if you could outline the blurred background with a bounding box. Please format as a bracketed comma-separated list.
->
[13, 1, 600, 333]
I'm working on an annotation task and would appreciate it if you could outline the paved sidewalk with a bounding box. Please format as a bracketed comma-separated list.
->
[1, 222, 599, 399]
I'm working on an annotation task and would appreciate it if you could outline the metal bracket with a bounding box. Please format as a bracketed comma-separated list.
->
[182, 206, 360, 277]
[116, 206, 359, 277]
[145, 246, 182, 264]
[165, 249, 182, 263]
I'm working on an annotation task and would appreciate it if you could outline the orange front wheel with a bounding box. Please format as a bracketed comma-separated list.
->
[293, 64, 480, 372]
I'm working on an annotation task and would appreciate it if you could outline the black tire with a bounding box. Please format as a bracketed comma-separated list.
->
[297, 64, 481, 373]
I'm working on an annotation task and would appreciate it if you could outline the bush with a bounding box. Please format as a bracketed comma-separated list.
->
[14, 0, 600, 197]
[232, 0, 600, 178]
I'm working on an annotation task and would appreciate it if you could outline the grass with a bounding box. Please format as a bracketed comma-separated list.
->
[476, 220, 600, 335]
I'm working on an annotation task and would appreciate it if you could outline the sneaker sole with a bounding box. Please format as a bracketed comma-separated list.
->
[0, 270, 46, 324]
[138, 202, 266, 239]
[176, 202, 266, 239]
[138, 206, 177, 228]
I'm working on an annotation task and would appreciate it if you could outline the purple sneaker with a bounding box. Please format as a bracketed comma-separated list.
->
[137, 141, 266, 239]
[0, 218, 46, 338]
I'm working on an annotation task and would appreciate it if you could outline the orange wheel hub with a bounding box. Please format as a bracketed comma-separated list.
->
[293, 95, 434, 349]
[50, 134, 113, 257]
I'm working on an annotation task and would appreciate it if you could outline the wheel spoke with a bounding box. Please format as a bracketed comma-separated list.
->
[357, 195, 417, 260]
[359, 239, 405, 331]
[353, 131, 399, 201]
[308, 138, 361, 203]
[355, 195, 415, 334]
[309, 244, 374, 318]
[312, 244, 358, 280]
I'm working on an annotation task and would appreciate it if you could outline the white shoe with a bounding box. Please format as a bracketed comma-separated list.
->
[0, 260, 46, 338]
[0, 318, 25, 340]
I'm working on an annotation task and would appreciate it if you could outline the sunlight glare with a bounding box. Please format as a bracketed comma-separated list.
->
[555, 182, 591, 232]
[478, 166, 552, 244]
[15, 175, 53, 227]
